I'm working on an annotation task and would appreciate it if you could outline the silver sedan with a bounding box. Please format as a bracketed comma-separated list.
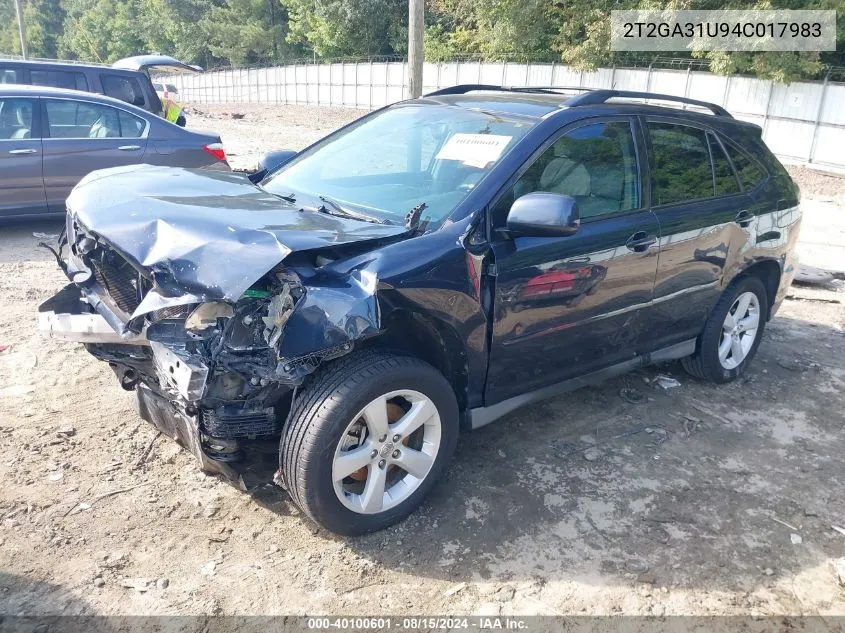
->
[0, 84, 228, 220]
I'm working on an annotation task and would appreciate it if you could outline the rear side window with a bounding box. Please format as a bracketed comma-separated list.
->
[724, 142, 767, 190]
[648, 122, 713, 205]
[118, 110, 145, 137]
[707, 133, 741, 196]
[0, 98, 35, 139]
[31, 69, 88, 91]
[45, 99, 145, 138]
[100, 74, 146, 108]
[0, 67, 21, 84]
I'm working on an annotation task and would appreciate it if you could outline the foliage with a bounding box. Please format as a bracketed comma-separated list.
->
[545, 0, 842, 82]
[200, 0, 294, 66]
[284, 0, 407, 58]
[427, 0, 554, 62]
[58, 0, 145, 62]
[0, 0, 64, 58]
[137, 0, 215, 67]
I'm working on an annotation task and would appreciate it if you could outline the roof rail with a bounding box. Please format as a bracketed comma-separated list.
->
[566, 89, 731, 117]
[424, 84, 592, 97]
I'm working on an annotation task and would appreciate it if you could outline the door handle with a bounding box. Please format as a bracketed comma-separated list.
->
[9, 148, 38, 154]
[626, 231, 657, 252]
[118, 145, 141, 151]
[735, 210, 753, 227]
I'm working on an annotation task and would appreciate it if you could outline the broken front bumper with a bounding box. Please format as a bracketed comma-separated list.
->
[38, 284, 148, 345]
[38, 283, 282, 489]
[39, 284, 209, 399]
[135, 383, 245, 486]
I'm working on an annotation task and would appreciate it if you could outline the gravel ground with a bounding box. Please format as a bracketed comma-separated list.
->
[784, 164, 845, 203]
[1, 104, 844, 620]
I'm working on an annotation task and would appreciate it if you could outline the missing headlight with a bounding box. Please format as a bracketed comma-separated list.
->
[185, 302, 234, 331]
[224, 269, 303, 352]
[262, 283, 296, 347]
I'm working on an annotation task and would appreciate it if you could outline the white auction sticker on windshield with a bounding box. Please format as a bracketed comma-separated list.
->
[435, 133, 512, 168]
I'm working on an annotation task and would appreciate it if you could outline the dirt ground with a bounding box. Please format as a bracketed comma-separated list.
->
[1, 103, 844, 619]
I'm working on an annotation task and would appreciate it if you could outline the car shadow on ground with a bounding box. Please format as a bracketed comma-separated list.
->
[289, 313, 845, 597]
[0, 570, 97, 618]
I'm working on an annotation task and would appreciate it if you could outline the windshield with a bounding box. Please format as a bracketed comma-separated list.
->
[262, 103, 535, 228]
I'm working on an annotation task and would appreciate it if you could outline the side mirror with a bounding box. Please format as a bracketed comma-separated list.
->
[506, 192, 580, 237]
[248, 149, 298, 183]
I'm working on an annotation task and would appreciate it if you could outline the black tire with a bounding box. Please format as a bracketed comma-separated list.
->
[280, 350, 459, 535]
[682, 275, 768, 383]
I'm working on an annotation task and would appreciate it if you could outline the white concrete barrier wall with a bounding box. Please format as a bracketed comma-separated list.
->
[167, 61, 845, 169]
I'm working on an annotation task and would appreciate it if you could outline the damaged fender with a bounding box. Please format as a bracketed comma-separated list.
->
[272, 268, 381, 383]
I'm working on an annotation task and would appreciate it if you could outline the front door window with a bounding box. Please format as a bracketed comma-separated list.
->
[492, 121, 640, 227]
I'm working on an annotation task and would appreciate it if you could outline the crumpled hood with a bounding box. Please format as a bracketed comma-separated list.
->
[67, 165, 408, 316]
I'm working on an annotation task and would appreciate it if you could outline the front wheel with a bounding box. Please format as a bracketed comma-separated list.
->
[280, 351, 459, 535]
[682, 276, 768, 383]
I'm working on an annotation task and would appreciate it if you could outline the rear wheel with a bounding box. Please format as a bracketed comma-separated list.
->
[280, 351, 459, 535]
[682, 276, 768, 383]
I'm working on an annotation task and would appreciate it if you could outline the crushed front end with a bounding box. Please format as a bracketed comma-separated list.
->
[41, 224, 304, 487]
[37, 167, 407, 486]
[40, 215, 381, 488]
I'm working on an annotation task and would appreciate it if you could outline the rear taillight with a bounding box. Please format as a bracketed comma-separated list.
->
[203, 142, 226, 162]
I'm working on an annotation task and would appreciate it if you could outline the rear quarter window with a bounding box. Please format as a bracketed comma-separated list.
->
[707, 132, 741, 196]
[723, 141, 767, 191]
[100, 74, 146, 108]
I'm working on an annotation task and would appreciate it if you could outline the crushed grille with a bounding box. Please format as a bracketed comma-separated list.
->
[91, 258, 141, 315]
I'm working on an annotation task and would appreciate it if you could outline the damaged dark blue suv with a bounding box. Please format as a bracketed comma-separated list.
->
[39, 86, 801, 535]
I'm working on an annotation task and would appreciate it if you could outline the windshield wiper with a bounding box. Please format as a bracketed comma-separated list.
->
[317, 195, 393, 225]
[270, 192, 297, 204]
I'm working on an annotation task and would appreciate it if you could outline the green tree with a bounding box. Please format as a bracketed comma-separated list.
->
[0, 0, 65, 58]
[137, 0, 216, 66]
[0, 0, 20, 55]
[200, 0, 292, 65]
[427, 0, 554, 62]
[283, 0, 407, 58]
[3, 0, 842, 81]
[58, 0, 145, 62]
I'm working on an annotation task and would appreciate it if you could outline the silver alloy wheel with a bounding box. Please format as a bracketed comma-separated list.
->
[718, 291, 761, 370]
[332, 390, 442, 515]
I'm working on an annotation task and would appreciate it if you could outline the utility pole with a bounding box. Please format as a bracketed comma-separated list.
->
[408, 0, 423, 98]
[13, 0, 28, 59]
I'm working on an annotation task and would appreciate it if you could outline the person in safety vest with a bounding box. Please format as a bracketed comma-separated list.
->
[162, 89, 186, 127]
